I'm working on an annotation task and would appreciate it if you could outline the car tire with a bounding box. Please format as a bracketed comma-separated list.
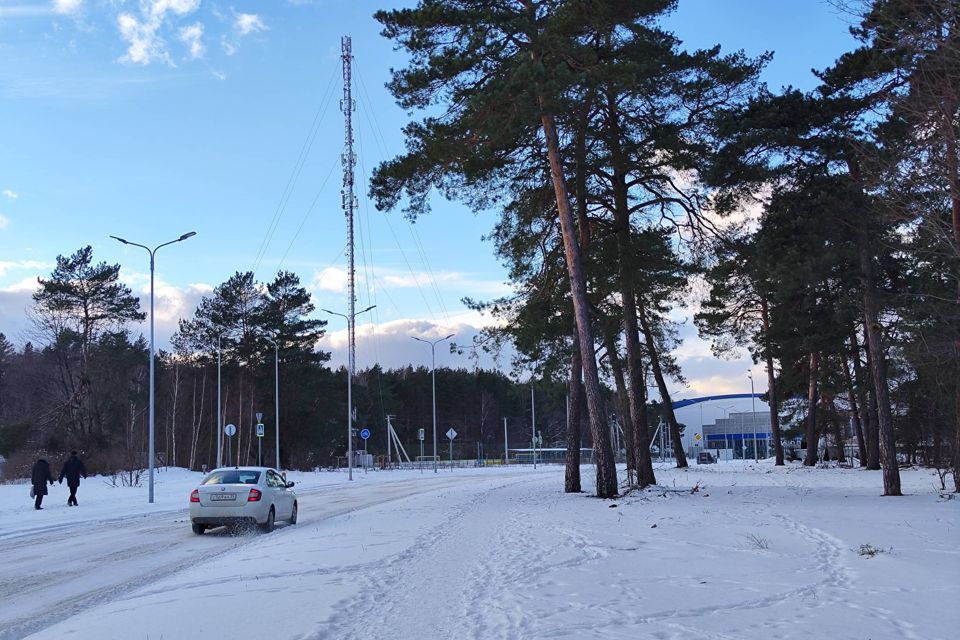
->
[192, 523, 206, 535]
[260, 507, 275, 533]
[289, 501, 298, 525]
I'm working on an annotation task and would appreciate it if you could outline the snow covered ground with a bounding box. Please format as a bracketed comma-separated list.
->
[0, 461, 956, 640]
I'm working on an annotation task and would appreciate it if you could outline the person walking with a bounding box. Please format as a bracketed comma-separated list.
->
[59, 451, 87, 506]
[31, 458, 55, 510]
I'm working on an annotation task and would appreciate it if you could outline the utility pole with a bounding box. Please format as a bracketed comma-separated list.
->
[531, 385, 536, 469]
[748, 370, 758, 462]
[503, 417, 509, 465]
[217, 335, 222, 468]
[273, 339, 280, 470]
[386, 414, 394, 466]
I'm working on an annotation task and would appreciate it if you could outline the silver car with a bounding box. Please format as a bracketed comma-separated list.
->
[189, 467, 298, 534]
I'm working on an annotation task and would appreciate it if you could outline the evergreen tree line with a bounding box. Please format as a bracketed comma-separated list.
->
[369, 0, 958, 496]
[0, 248, 575, 476]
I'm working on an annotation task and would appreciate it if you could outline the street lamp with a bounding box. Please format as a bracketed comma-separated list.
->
[322, 304, 375, 481]
[267, 336, 281, 470]
[748, 370, 758, 462]
[412, 333, 455, 473]
[719, 403, 736, 458]
[110, 231, 196, 503]
[217, 335, 222, 468]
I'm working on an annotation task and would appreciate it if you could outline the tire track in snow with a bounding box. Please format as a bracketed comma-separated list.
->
[319, 475, 548, 640]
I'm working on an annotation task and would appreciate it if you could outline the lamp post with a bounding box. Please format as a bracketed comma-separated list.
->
[748, 370, 759, 462]
[322, 305, 375, 480]
[531, 384, 536, 469]
[268, 337, 280, 470]
[110, 231, 196, 503]
[719, 403, 736, 459]
[217, 335, 222, 468]
[412, 333, 455, 473]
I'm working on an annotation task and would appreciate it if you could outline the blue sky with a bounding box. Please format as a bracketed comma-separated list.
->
[0, 0, 859, 431]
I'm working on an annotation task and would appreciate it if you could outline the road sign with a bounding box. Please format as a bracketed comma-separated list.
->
[256, 423, 265, 438]
[418, 428, 425, 441]
[256, 412, 263, 423]
[446, 428, 458, 440]
[695, 433, 702, 442]
[224, 424, 236, 437]
[360, 428, 370, 440]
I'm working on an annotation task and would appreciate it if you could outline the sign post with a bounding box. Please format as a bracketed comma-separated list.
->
[360, 428, 370, 467]
[446, 428, 458, 469]
[224, 423, 236, 465]
[256, 412, 264, 466]
[418, 428, 425, 466]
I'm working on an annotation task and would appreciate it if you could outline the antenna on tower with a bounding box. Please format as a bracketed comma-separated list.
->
[341, 35, 357, 372]
[341, 35, 359, 481]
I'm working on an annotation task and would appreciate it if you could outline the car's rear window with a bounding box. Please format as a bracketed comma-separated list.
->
[201, 470, 261, 485]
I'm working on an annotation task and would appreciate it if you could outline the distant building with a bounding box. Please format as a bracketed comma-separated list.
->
[702, 411, 771, 459]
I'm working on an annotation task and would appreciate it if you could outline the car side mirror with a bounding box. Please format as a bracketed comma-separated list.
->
[285, 481, 295, 488]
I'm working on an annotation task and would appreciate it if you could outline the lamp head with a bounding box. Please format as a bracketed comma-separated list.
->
[110, 235, 129, 245]
[179, 231, 197, 241]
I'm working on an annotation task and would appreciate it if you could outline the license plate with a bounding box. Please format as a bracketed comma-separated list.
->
[210, 493, 236, 501]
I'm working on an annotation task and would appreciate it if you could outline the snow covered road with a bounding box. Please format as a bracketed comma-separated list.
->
[1, 463, 957, 640]
[0, 470, 528, 639]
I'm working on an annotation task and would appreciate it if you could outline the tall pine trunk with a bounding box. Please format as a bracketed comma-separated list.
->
[848, 160, 901, 494]
[760, 298, 784, 465]
[803, 351, 820, 466]
[843, 348, 868, 466]
[604, 330, 637, 481]
[941, 78, 960, 492]
[539, 109, 618, 497]
[605, 88, 656, 486]
[565, 97, 594, 494]
[638, 306, 687, 467]
[858, 242, 902, 495]
[854, 327, 880, 469]
[826, 391, 847, 463]
[565, 334, 583, 493]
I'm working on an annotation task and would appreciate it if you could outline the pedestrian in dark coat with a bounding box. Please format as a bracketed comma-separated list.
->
[59, 451, 87, 506]
[31, 458, 55, 510]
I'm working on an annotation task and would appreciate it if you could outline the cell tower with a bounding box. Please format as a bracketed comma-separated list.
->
[340, 35, 358, 480]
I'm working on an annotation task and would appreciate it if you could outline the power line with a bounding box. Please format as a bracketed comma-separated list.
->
[275, 155, 341, 273]
[251, 66, 340, 277]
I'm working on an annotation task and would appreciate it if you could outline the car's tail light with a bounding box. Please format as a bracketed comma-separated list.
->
[190, 489, 200, 503]
[248, 488, 262, 502]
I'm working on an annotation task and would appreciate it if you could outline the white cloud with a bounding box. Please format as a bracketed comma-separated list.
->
[0, 260, 52, 278]
[119, 269, 211, 344]
[117, 12, 169, 65]
[52, 0, 82, 15]
[312, 267, 349, 293]
[2, 190, 18, 200]
[117, 0, 201, 66]
[381, 271, 463, 289]
[177, 22, 204, 59]
[1, 276, 42, 293]
[0, 214, 9, 231]
[235, 13, 266, 36]
[211, 69, 227, 81]
[148, 0, 201, 20]
[319, 316, 503, 371]
[221, 35, 238, 56]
